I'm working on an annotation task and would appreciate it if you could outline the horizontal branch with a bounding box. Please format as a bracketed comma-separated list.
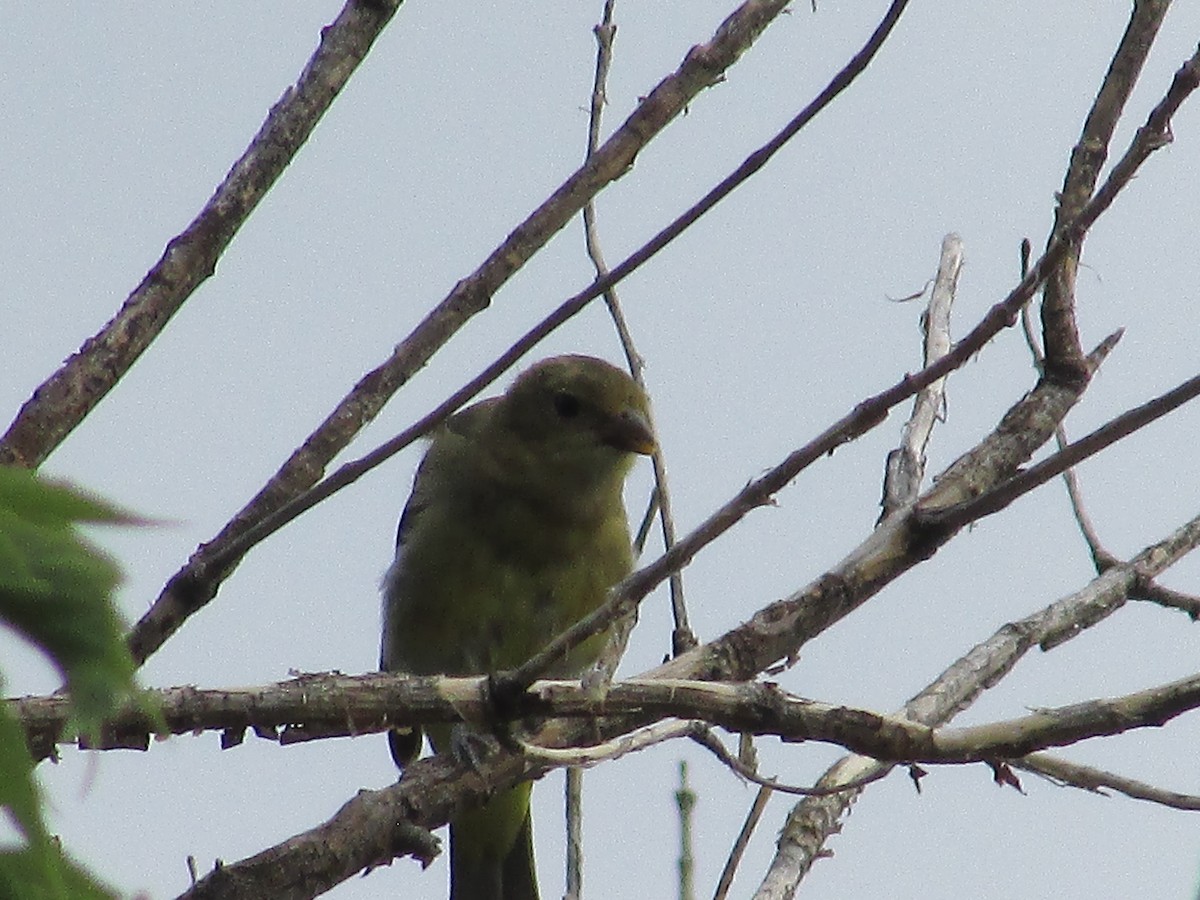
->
[15, 506, 1200, 898]
[16, 668, 1200, 769]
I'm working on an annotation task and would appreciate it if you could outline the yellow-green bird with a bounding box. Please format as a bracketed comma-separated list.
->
[381, 355, 655, 900]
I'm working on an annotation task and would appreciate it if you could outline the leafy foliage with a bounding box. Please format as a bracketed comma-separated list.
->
[0, 468, 142, 900]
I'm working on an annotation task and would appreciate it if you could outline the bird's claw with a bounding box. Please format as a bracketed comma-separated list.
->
[449, 724, 503, 772]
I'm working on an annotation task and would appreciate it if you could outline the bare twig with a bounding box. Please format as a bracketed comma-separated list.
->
[713, 786, 771, 900]
[1134, 581, 1200, 620]
[520, 719, 698, 768]
[1017, 752, 1200, 811]
[567, 7, 624, 892]
[1019, 237, 1112, 567]
[690, 729, 890, 798]
[580, 0, 694, 668]
[880, 233, 962, 520]
[565, 765, 584, 900]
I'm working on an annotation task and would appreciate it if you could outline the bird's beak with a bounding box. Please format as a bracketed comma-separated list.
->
[602, 407, 656, 455]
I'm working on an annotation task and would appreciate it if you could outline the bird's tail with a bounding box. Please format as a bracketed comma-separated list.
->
[450, 782, 539, 900]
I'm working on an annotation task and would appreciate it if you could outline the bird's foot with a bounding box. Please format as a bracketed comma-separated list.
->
[449, 724, 503, 771]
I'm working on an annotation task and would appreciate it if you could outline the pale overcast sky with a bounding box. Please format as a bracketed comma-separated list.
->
[4, 3, 1200, 899]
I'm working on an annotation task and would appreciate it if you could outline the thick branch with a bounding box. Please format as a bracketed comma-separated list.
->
[19, 668, 1200, 772]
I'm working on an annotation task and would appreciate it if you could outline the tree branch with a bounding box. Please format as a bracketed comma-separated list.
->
[1040, 0, 1170, 377]
[19, 668, 1200, 781]
[15, 508, 1194, 898]
[918, 364, 1200, 530]
[0, 0, 404, 469]
[1017, 751, 1200, 811]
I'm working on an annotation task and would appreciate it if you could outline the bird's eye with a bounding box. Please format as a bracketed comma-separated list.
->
[553, 392, 581, 418]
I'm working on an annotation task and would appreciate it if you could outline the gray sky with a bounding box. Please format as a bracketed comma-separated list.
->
[4, 3, 1200, 898]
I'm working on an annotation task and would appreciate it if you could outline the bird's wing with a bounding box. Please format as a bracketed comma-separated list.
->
[394, 399, 496, 549]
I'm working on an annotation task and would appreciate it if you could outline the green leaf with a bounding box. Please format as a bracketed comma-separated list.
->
[0, 684, 117, 900]
[0, 470, 141, 899]
[0, 468, 139, 737]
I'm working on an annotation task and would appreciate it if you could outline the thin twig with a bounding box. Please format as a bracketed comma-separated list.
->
[1133, 581, 1200, 620]
[879, 233, 962, 520]
[1018, 237, 1111, 567]
[519, 719, 698, 768]
[690, 729, 890, 798]
[565, 766, 584, 900]
[712, 734, 768, 900]
[580, 0, 694, 667]
[713, 786, 771, 900]
[569, 5, 623, 891]
[1017, 752, 1200, 811]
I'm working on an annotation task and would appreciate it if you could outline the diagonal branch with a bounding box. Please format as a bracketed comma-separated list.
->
[918, 367, 1200, 530]
[751, 506, 1200, 897]
[512, 327, 1115, 693]
[0, 0, 404, 469]
[1040, 0, 1170, 376]
[1017, 752, 1200, 811]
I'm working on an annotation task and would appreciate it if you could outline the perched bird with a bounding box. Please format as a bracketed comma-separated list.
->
[381, 354, 655, 900]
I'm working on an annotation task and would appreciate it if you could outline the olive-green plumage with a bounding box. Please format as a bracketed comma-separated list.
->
[381, 355, 654, 900]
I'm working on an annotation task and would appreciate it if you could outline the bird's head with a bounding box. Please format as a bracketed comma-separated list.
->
[497, 355, 655, 487]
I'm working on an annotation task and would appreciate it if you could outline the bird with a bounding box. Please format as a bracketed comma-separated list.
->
[381, 354, 655, 900]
